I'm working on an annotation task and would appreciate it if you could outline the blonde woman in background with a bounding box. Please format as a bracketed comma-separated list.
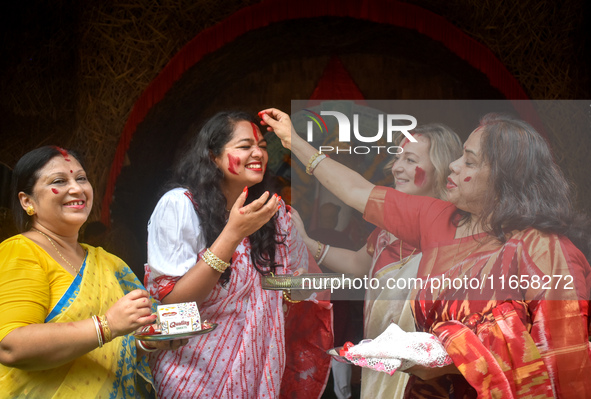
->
[292, 124, 462, 398]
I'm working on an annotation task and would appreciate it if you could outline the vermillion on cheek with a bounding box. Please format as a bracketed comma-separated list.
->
[464, 177, 472, 182]
[227, 154, 240, 175]
[52, 188, 59, 194]
[250, 122, 260, 142]
[414, 166, 426, 186]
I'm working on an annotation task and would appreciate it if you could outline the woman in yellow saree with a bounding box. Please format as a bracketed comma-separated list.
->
[0, 146, 184, 398]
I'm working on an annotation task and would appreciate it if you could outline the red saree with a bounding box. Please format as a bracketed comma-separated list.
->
[363, 186, 591, 398]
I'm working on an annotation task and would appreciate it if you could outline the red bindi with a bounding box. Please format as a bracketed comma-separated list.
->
[51, 188, 59, 194]
[70, 170, 73, 173]
[227, 154, 240, 175]
[464, 177, 472, 182]
[414, 166, 426, 187]
[250, 122, 260, 142]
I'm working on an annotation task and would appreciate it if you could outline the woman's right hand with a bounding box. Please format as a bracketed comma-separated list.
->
[259, 108, 294, 150]
[224, 189, 280, 242]
[105, 289, 156, 339]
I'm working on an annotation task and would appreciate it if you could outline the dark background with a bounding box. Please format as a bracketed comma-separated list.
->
[1, 0, 590, 275]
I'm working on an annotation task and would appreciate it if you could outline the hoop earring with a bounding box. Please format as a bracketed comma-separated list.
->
[26, 206, 36, 216]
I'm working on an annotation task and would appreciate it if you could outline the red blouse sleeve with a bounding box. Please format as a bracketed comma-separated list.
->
[363, 186, 456, 250]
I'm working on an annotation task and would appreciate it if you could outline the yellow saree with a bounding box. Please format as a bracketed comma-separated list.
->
[0, 236, 153, 399]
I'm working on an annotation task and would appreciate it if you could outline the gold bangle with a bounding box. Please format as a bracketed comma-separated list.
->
[308, 154, 327, 175]
[92, 315, 103, 347]
[314, 240, 323, 260]
[306, 151, 322, 174]
[283, 290, 301, 303]
[100, 315, 113, 343]
[202, 248, 230, 273]
[306, 151, 328, 175]
[318, 244, 330, 265]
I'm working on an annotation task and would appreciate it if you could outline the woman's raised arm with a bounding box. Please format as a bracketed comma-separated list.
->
[260, 108, 374, 214]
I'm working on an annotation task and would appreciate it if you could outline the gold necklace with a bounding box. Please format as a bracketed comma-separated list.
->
[450, 217, 488, 267]
[32, 228, 84, 277]
[451, 236, 485, 269]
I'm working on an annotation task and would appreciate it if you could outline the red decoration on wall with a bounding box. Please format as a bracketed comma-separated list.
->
[101, 0, 530, 225]
[306, 55, 365, 232]
[309, 56, 365, 101]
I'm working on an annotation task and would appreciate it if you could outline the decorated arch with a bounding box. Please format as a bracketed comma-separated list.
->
[101, 0, 529, 228]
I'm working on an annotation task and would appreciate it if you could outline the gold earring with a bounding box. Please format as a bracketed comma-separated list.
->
[26, 205, 35, 216]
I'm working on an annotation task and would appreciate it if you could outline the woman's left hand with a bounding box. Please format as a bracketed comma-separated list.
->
[138, 338, 189, 353]
[225, 190, 280, 242]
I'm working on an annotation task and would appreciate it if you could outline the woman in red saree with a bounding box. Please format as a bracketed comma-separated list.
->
[291, 124, 463, 399]
[262, 109, 591, 398]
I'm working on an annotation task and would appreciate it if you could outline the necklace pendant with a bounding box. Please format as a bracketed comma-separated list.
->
[31, 227, 83, 277]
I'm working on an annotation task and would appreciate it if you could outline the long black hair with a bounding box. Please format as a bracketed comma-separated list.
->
[458, 113, 591, 262]
[11, 146, 85, 232]
[167, 111, 284, 278]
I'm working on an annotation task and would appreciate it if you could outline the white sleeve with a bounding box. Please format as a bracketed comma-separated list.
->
[147, 188, 206, 277]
